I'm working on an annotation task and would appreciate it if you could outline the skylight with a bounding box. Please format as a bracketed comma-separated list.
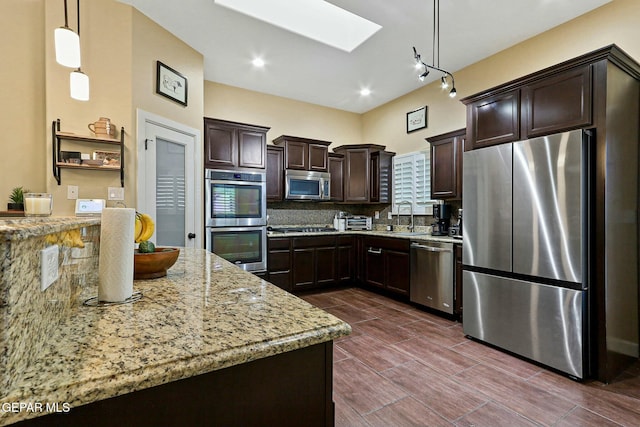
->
[214, 0, 382, 52]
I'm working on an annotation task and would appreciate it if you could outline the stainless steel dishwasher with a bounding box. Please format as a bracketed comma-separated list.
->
[410, 241, 454, 314]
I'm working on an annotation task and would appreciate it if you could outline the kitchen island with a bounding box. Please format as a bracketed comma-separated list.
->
[0, 219, 351, 427]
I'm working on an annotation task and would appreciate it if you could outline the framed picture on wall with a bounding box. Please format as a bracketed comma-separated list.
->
[156, 61, 188, 106]
[406, 106, 428, 133]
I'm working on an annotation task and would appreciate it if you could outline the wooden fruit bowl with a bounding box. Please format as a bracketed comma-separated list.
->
[134, 247, 180, 279]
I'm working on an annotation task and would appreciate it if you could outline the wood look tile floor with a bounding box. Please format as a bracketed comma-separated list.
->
[300, 287, 640, 427]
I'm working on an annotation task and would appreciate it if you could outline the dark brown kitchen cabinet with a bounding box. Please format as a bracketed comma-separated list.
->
[272, 135, 331, 172]
[465, 89, 520, 150]
[328, 153, 344, 202]
[369, 151, 394, 203]
[522, 65, 592, 137]
[427, 128, 464, 200]
[332, 144, 395, 203]
[267, 237, 292, 291]
[363, 237, 410, 296]
[454, 244, 463, 319]
[292, 236, 336, 290]
[266, 145, 284, 201]
[204, 118, 269, 170]
[337, 236, 355, 284]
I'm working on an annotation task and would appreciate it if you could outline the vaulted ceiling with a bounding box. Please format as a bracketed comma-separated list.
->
[120, 0, 611, 113]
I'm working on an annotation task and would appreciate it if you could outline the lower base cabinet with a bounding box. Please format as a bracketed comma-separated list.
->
[292, 236, 336, 290]
[16, 343, 334, 427]
[268, 237, 292, 291]
[267, 235, 409, 297]
[363, 237, 410, 296]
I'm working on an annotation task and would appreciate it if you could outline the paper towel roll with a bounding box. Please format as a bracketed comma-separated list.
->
[98, 208, 135, 302]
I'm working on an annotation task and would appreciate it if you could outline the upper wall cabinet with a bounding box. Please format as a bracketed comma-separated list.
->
[522, 65, 592, 138]
[328, 153, 344, 202]
[332, 144, 394, 204]
[266, 145, 284, 202]
[272, 135, 331, 172]
[465, 90, 520, 150]
[462, 55, 596, 150]
[204, 118, 270, 170]
[427, 128, 465, 200]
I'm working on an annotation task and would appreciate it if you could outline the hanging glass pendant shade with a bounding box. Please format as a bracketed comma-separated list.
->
[54, 0, 81, 68]
[70, 68, 89, 101]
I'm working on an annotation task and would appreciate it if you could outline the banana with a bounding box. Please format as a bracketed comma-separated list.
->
[136, 214, 155, 243]
[134, 214, 144, 243]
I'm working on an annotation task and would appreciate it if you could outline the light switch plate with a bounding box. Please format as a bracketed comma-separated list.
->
[41, 245, 59, 291]
[67, 185, 78, 200]
[108, 187, 125, 200]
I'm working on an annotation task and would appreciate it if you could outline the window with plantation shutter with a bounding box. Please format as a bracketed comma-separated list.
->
[392, 150, 436, 215]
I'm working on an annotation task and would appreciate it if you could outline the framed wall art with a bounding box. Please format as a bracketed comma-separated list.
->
[156, 61, 188, 106]
[406, 106, 428, 133]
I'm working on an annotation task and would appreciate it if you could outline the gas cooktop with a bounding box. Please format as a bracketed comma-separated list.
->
[267, 226, 337, 233]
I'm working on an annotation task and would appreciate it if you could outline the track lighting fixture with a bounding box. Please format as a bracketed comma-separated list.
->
[411, 0, 457, 98]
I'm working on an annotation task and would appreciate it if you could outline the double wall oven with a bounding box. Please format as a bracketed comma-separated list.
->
[205, 169, 267, 272]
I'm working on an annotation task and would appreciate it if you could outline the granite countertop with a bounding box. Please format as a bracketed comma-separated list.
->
[0, 217, 101, 241]
[267, 227, 462, 244]
[0, 248, 351, 426]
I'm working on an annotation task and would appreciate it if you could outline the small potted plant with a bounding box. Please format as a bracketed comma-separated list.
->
[7, 186, 29, 211]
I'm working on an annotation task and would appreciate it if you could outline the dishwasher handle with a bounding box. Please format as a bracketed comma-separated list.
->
[410, 243, 453, 253]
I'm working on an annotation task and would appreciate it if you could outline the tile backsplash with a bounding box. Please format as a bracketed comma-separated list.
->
[267, 200, 461, 228]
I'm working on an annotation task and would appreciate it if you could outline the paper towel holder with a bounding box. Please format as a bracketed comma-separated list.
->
[83, 291, 143, 307]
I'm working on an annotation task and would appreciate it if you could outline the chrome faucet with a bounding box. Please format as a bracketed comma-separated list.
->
[397, 201, 414, 232]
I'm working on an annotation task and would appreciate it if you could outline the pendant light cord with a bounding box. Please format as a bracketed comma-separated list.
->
[77, 0, 80, 35]
[63, 0, 69, 27]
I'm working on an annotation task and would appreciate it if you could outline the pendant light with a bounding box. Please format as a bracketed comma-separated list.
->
[70, 69, 89, 101]
[54, 0, 81, 68]
[69, 0, 89, 101]
[411, 0, 457, 98]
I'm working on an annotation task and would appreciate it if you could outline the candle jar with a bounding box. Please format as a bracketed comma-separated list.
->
[24, 193, 53, 217]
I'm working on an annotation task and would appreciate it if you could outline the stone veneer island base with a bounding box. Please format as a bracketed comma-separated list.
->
[0, 218, 350, 427]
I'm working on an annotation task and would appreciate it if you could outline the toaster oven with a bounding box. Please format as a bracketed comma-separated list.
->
[345, 216, 372, 231]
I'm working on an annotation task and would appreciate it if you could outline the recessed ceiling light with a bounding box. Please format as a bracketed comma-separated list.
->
[252, 58, 265, 67]
[215, 0, 382, 52]
[360, 88, 371, 96]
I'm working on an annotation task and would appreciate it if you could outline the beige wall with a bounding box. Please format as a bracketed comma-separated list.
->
[131, 11, 204, 137]
[204, 82, 362, 148]
[2, 0, 639, 213]
[0, 0, 204, 215]
[1, 0, 46, 206]
[363, 0, 640, 155]
[44, 0, 134, 215]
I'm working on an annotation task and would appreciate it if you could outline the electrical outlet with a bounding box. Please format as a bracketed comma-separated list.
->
[374, 211, 380, 219]
[67, 185, 78, 200]
[41, 245, 59, 291]
[108, 187, 125, 200]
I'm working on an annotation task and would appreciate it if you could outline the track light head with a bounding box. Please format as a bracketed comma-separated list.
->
[449, 87, 457, 98]
[441, 76, 449, 89]
[418, 69, 429, 81]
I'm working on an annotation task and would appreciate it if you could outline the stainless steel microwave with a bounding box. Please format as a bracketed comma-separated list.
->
[285, 170, 330, 201]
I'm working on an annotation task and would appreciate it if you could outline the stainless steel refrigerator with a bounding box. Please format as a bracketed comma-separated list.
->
[462, 129, 590, 379]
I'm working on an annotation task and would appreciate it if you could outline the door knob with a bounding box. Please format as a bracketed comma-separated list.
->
[188, 233, 196, 239]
